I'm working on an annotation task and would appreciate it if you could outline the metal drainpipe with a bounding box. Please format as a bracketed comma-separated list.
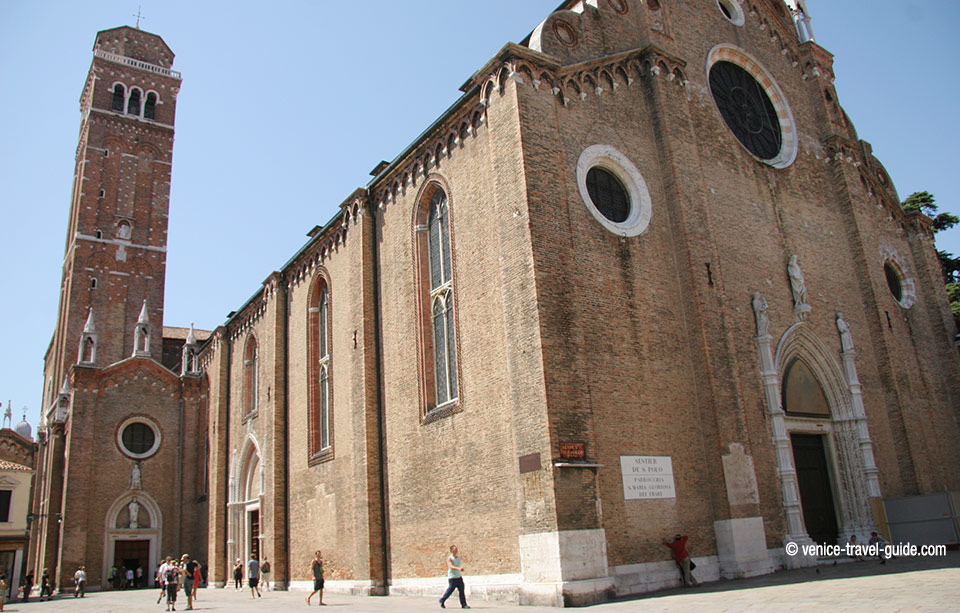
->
[280, 280, 291, 589]
[222, 334, 232, 582]
[370, 199, 390, 593]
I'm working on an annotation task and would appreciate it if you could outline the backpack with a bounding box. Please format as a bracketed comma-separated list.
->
[165, 567, 178, 583]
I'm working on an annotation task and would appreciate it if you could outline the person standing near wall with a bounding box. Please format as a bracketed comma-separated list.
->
[232, 559, 243, 590]
[663, 534, 699, 587]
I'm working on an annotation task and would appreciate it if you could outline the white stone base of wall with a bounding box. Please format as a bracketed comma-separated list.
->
[611, 555, 720, 596]
[386, 573, 524, 602]
[714, 517, 776, 579]
[611, 545, 785, 598]
[287, 579, 381, 596]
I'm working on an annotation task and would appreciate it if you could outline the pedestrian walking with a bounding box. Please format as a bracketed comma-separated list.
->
[305, 550, 325, 606]
[74, 565, 86, 597]
[22, 571, 32, 602]
[0, 573, 7, 612]
[663, 533, 700, 587]
[157, 556, 173, 605]
[125, 565, 135, 588]
[163, 559, 180, 611]
[260, 555, 271, 590]
[438, 544, 469, 609]
[39, 568, 52, 601]
[191, 559, 201, 602]
[247, 553, 261, 598]
[182, 554, 197, 610]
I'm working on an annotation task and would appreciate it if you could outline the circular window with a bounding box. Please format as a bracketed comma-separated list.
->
[576, 145, 652, 237]
[717, 0, 745, 25]
[710, 62, 781, 159]
[117, 418, 161, 459]
[553, 19, 578, 46]
[706, 45, 797, 168]
[586, 167, 630, 223]
[884, 263, 902, 302]
[880, 256, 916, 308]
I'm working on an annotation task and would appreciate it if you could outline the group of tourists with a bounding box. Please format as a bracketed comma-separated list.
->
[156, 554, 201, 611]
[107, 563, 144, 589]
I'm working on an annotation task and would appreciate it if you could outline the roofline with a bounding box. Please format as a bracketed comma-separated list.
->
[211, 14, 549, 340]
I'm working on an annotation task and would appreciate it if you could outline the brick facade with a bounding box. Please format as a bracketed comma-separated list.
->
[203, 0, 960, 606]
[35, 1, 960, 607]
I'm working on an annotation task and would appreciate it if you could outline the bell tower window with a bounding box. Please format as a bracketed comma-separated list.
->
[127, 88, 141, 116]
[112, 84, 125, 112]
[144, 93, 157, 120]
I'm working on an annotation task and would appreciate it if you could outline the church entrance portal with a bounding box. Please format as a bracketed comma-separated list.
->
[790, 433, 838, 546]
[114, 539, 149, 587]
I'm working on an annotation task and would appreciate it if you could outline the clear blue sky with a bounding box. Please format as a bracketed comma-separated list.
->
[1, 1, 958, 433]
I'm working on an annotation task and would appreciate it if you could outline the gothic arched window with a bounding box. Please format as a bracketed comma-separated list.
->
[308, 275, 333, 461]
[243, 335, 258, 418]
[416, 186, 459, 418]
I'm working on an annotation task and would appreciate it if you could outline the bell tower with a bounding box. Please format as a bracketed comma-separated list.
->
[43, 26, 181, 399]
[33, 25, 182, 584]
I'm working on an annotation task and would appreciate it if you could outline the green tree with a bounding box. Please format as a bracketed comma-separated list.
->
[902, 191, 959, 235]
[901, 191, 960, 320]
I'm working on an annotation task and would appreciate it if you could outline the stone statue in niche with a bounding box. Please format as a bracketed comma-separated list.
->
[117, 221, 132, 240]
[837, 312, 854, 352]
[787, 255, 811, 319]
[752, 292, 770, 337]
[130, 463, 142, 490]
[128, 497, 140, 529]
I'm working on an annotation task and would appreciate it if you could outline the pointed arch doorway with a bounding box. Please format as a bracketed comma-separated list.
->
[757, 321, 880, 561]
[782, 357, 840, 546]
[228, 437, 263, 573]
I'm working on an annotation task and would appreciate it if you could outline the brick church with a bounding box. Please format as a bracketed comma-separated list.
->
[32, 0, 960, 606]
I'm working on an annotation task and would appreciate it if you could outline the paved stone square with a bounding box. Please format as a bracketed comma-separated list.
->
[10, 552, 959, 612]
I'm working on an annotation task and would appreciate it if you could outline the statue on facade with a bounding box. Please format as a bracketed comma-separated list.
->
[130, 463, 142, 490]
[788, 255, 810, 318]
[837, 312, 854, 352]
[128, 497, 140, 529]
[752, 292, 770, 337]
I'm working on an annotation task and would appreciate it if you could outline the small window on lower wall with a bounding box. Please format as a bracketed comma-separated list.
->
[576, 145, 652, 237]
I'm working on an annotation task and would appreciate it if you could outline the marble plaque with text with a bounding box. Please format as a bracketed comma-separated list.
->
[620, 455, 676, 499]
